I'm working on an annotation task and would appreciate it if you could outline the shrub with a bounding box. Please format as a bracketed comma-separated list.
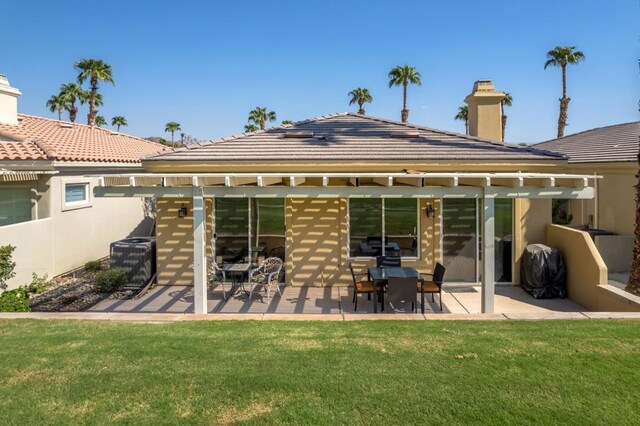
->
[94, 268, 127, 293]
[0, 287, 30, 312]
[26, 273, 50, 294]
[84, 260, 103, 273]
[0, 245, 16, 291]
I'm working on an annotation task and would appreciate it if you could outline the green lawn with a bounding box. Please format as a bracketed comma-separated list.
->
[1, 319, 638, 425]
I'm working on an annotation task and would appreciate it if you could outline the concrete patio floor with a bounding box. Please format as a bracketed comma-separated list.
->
[89, 284, 585, 315]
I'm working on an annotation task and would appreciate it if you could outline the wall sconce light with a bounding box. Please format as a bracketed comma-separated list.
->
[426, 203, 435, 218]
[178, 203, 188, 218]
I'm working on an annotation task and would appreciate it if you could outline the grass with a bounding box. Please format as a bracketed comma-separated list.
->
[0, 319, 639, 425]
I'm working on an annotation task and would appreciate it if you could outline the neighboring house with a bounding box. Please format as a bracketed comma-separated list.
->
[535, 122, 639, 282]
[0, 75, 170, 289]
[96, 80, 619, 313]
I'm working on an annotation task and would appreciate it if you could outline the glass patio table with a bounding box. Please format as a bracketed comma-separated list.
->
[223, 262, 252, 299]
[368, 267, 425, 313]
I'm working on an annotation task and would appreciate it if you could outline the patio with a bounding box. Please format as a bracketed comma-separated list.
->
[89, 284, 584, 315]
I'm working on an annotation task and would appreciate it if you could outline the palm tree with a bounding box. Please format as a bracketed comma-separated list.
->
[454, 105, 469, 135]
[544, 46, 586, 138]
[46, 93, 69, 121]
[94, 116, 107, 127]
[281, 120, 293, 125]
[388, 65, 422, 123]
[80, 92, 103, 125]
[59, 83, 86, 123]
[244, 124, 259, 132]
[501, 92, 513, 142]
[111, 116, 127, 131]
[248, 107, 277, 130]
[348, 88, 373, 115]
[75, 58, 114, 126]
[165, 122, 181, 147]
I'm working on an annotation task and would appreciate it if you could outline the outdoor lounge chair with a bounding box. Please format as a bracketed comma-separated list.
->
[207, 258, 229, 300]
[376, 255, 401, 267]
[418, 262, 446, 311]
[248, 257, 284, 302]
[387, 276, 418, 313]
[348, 261, 384, 311]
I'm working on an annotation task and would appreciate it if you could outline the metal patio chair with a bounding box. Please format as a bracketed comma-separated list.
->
[207, 258, 229, 300]
[418, 262, 446, 311]
[348, 261, 384, 311]
[248, 257, 284, 302]
[387, 276, 418, 313]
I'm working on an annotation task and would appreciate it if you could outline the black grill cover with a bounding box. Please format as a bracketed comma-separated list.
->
[520, 244, 567, 299]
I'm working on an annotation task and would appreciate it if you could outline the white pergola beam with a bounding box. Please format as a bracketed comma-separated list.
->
[481, 193, 495, 314]
[192, 186, 207, 314]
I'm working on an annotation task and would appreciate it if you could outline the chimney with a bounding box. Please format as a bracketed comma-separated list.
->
[464, 80, 505, 142]
[0, 74, 21, 125]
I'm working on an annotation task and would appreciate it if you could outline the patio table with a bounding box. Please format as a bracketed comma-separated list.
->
[368, 267, 425, 314]
[223, 263, 251, 298]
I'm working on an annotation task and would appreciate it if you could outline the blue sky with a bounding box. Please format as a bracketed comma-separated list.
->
[1, 0, 638, 143]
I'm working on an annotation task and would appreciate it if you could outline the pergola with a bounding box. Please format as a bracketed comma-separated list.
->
[94, 171, 599, 314]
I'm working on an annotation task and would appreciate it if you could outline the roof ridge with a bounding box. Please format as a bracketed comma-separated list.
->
[534, 121, 640, 146]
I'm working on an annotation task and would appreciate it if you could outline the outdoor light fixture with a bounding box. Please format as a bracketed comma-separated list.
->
[426, 203, 435, 218]
[178, 203, 188, 218]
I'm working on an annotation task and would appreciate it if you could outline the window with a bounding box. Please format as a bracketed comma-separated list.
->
[349, 199, 418, 258]
[214, 198, 286, 266]
[64, 183, 89, 205]
[0, 187, 32, 226]
[495, 199, 513, 282]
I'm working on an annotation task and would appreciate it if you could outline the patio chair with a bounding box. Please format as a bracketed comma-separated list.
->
[376, 255, 401, 267]
[207, 258, 229, 300]
[418, 262, 446, 311]
[248, 257, 284, 302]
[348, 261, 384, 311]
[387, 276, 418, 313]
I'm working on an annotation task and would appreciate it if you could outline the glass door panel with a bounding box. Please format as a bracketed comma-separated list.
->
[215, 198, 249, 265]
[442, 199, 478, 282]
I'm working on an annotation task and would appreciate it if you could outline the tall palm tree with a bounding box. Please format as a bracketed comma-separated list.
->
[388, 65, 422, 123]
[46, 93, 69, 121]
[80, 92, 103, 125]
[75, 58, 114, 126]
[94, 116, 107, 127]
[544, 46, 586, 138]
[248, 107, 277, 130]
[165, 122, 181, 147]
[348, 88, 373, 115]
[244, 124, 259, 132]
[501, 92, 513, 142]
[59, 83, 86, 123]
[454, 105, 469, 135]
[111, 116, 127, 131]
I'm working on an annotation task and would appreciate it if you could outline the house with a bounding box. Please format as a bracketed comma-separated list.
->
[0, 74, 170, 288]
[94, 79, 625, 313]
[535, 122, 639, 282]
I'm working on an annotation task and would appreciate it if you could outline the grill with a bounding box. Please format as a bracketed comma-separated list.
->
[109, 237, 156, 290]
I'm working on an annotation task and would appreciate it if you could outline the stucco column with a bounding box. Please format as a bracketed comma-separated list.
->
[193, 186, 207, 314]
[481, 194, 495, 313]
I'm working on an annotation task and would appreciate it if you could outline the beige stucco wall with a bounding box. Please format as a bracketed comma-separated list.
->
[156, 197, 213, 286]
[567, 163, 635, 235]
[546, 224, 640, 312]
[1, 173, 154, 289]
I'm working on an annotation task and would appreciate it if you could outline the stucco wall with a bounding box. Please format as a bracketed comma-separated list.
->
[1, 174, 154, 289]
[546, 224, 640, 312]
[156, 197, 213, 286]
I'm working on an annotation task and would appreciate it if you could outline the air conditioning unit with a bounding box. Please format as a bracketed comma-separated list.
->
[110, 237, 156, 289]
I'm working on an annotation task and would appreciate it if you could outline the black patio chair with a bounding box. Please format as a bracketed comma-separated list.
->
[387, 276, 418, 313]
[376, 255, 401, 267]
[418, 262, 446, 311]
[348, 261, 384, 311]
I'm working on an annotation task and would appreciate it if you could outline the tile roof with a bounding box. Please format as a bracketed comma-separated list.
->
[534, 122, 639, 163]
[146, 113, 564, 162]
[0, 114, 171, 163]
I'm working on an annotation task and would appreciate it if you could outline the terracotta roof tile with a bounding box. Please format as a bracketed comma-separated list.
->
[0, 114, 171, 163]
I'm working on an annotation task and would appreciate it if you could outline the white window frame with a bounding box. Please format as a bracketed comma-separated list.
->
[61, 179, 92, 211]
[347, 198, 420, 260]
